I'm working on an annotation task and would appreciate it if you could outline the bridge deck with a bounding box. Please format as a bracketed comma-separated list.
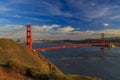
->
[35, 43, 111, 52]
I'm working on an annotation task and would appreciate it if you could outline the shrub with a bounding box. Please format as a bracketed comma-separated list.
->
[6, 59, 28, 75]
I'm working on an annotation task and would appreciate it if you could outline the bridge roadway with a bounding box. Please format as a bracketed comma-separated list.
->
[35, 43, 111, 52]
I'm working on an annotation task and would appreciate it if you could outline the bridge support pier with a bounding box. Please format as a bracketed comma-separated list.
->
[26, 24, 32, 49]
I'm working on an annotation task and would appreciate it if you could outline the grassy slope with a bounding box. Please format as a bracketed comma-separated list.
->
[0, 38, 102, 80]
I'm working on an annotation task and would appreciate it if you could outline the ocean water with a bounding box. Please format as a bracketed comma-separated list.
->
[33, 43, 120, 80]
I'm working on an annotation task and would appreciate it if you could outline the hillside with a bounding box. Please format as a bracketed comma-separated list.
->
[0, 38, 101, 80]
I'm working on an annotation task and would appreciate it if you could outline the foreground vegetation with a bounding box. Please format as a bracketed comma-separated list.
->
[0, 38, 101, 80]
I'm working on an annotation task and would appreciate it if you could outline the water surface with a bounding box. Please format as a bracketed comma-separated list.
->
[33, 43, 120, 80]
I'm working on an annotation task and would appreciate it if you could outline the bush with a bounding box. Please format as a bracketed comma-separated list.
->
[6, 59, 28, 75]
[26, 67, 52, 80]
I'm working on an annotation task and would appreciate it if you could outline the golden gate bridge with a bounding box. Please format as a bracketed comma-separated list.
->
[2, 24, 115, 52]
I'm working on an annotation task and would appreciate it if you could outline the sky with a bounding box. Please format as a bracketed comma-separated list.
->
[0, 0, 120, 40]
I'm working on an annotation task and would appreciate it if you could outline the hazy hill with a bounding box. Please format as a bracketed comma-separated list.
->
[0, 38, 101, 80]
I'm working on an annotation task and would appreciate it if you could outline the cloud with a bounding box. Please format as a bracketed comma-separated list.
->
[4, 0, 25, 5]
[64, 0, 117, 19]
[27, 17, 50, 22]
[0, 0, 15, 13]
[91, 3, 96, 6]
[110, 15, 120, 20]
[103, 23, 110, 27]
[41, 1, 72, 17]
[86, 7, 110, 18]
[102, 29, 120, 35]
[0, 25, 25, 32]
[33, 24, 60, 32]
[0, 24, 25, 37]
[31, 25, 120, 40]
[0, 6, 12, 13]
[58, 26, 75, 33]
[33, 25, 78, 35]
[1, 24, 120, 40]
[12, 14, 21, 18]
[0, 18, 9, 23]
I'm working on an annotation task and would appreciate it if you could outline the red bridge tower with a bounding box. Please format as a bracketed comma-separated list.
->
[101, 33, 105, 44]
[101, 33, 105, 49]
[26, 24, 32, 49]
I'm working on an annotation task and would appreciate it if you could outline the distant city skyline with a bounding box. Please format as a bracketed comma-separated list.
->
[0, 0, 120, 40]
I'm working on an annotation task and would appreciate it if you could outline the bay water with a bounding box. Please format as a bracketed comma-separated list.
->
[33, 43, 120, 80]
